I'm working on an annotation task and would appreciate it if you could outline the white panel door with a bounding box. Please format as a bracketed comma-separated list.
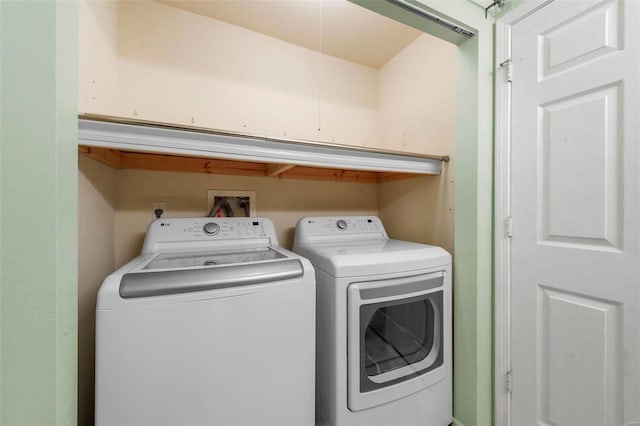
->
[510, 0, 639, 425]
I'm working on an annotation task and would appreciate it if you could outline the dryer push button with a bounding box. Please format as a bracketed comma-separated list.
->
[336, 220, 348, 231]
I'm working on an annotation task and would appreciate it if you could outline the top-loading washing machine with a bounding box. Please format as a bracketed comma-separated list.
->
[95, 217, 315, 426]
[293, 216, 451, 426]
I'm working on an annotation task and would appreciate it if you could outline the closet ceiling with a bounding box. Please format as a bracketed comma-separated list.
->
[154, 0, 422, 68]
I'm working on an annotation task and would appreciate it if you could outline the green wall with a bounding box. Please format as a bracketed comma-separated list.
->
[0, 1, 78, 424]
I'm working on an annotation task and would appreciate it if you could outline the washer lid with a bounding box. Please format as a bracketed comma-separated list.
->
[120, 258, 304, 299]
[144, 247, 285, 270]
[294, 239, 450, 277]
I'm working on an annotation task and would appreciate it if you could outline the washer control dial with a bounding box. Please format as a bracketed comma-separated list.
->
[336, 219, 348, 231]
[203, 222, 220, 236]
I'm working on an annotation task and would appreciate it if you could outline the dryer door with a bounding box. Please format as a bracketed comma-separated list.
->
[347, 272, 447, 411]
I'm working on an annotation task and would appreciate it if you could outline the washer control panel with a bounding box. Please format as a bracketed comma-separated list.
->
[166, 219, 269, 239]
[143, 218, 279, 254]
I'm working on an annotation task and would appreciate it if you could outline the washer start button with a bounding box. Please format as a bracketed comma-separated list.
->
[203, 222, 220, 236]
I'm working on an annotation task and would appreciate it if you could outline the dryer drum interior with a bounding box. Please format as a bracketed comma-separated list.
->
[362, 292, 442, 381]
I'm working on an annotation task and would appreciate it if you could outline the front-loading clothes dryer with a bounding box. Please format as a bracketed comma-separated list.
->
[95, 217, 315, 426]
[294, 216, 451, 426]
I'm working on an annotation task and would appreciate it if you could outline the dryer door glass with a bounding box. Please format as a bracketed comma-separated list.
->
[358, 290, 443, 392]
[364, 298, 435, 376]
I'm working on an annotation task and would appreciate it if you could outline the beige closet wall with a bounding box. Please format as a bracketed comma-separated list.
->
[379, 169, 455, 255]
[79, 1, 453, 156]
[113, 169, 379, 267]
[80, 0, 380, 148]
[79, 0, 118, 115]
[378, 34, 456, 254]
[378, 34, 455, 155]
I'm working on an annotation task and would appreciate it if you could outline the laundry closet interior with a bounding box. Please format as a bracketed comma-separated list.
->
[78, 0, 457, 424]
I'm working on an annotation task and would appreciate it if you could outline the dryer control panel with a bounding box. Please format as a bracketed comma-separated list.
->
[294, 216, 388, 245]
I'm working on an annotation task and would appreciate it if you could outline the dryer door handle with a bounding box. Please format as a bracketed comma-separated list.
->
[355, 272, 444, 303]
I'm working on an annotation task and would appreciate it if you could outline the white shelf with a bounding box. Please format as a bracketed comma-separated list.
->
[78, 115, 447, 182]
